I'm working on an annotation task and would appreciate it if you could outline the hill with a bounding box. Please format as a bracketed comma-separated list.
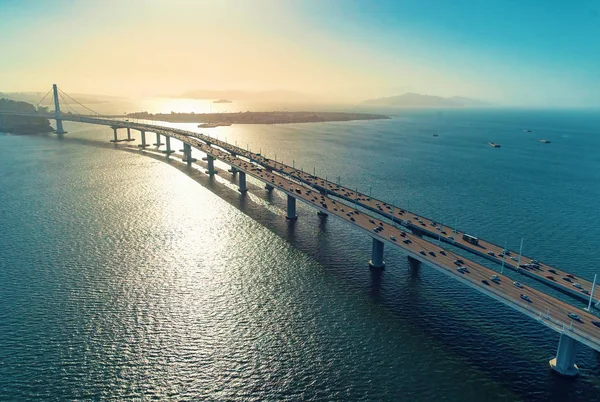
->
[361, 93, 487, 107]
[0, 98, 53, 134]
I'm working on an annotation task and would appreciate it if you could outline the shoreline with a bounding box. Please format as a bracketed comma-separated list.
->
[126, 111, 389, 125]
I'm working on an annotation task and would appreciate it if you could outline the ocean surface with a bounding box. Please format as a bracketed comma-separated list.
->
[1, 105, 600, 401]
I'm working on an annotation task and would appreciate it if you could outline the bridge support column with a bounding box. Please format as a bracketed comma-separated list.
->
[127, 127, 131, 140]
[52, 84, 66, 134]
[408, 255, 421, 269]
[110, 127, 118, 142]
[229, 166, 238, 174]
[317, 211, 328, 217]
[238, 172, 247, 193]
[549, 333, 579, 376]
[286, 194, 297, 220]
[138, 130, 149, 148]
[182, 143, 196, 166]
[265, 183, 274, 191]
[206, 155, 215, 175]
[162, 136, 175, 155]
[153, 132, 164, 146]
[369, 238, 385, 268]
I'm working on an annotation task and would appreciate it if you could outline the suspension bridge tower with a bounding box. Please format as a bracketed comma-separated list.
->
[52, 84, 66, 134]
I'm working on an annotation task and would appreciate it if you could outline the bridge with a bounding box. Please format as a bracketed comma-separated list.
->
[2, 85, 599, 378]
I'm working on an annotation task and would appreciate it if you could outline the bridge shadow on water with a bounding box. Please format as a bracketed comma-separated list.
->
[39, 134, 600, 401]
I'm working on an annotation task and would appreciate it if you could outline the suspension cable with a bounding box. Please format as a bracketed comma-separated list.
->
[35, 88, 53, 109]
[58, 92, 79, 115]
[57, 88, 101, 116]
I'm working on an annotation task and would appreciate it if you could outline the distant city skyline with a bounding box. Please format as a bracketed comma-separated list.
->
[1, 0, 599, 107]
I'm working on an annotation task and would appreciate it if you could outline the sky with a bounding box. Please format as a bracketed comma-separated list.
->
[0, 0, 599, 106]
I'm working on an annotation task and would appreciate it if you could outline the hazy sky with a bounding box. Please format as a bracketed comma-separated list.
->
[1, 0, 599, 106]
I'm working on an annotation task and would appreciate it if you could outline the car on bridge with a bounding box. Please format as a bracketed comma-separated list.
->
[520, 294, 532, 303]
[513, 282, 523, 288]
[568, 313, 581, 322]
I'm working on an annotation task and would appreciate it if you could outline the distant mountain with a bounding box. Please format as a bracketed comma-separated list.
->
[448, 96, 489, 106]
[180, 89, 314, 103]
[361, 93, 488, 107]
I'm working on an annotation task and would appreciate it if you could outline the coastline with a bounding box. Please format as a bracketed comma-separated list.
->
[126, 111, 389, 125]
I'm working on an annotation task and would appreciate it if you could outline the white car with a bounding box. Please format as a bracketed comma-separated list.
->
[513, 282, 523, 288]
[573, 283, 583, 289]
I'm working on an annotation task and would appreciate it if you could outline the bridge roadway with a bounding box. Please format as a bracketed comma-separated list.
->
[2, 111, 599, 375]
[125, 136, 600, 355]
[170, 130, 597, 306]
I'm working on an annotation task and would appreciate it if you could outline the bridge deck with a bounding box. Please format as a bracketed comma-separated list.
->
[3, 111, 599, 350]
[131, 139, 600, 352]
[188, 132, 597, 305]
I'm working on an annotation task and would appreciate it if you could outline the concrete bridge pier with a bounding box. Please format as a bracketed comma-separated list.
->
[127, 127, 131, 140]
[229, 166, 238, 174]
[162, 136, 175, 155]
[153, 132, 164, 146]
[110, 127, 119, 142]
[317, 211, 328, 217]
[286, 194, 297, 220]
[265, 183, 274, 191]
[369, 238, 385, 268]
[549, 333, 579, 376]
[206, 155, 216, 175]
[138, 130, 149, 148]
[408, 255, 421, 269]
[238, 172, 247, 193]
[182, 143, 196, 166]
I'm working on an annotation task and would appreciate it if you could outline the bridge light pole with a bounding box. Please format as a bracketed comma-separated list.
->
[585, 274, 597, 312]
[517, 238, 524, 268]
[501, 241, 507, 274]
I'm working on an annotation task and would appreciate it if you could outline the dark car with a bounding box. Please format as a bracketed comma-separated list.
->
[545, 276, 555, 281]
[419, 250, 426, 256]
[592, 321, 600, 328]
[562, 277, 572, 283]
[482, 280, 490, 286]
[548, 269, 558, 274]
[428, 251, 436, 257]
[439, 250, 446, 256]
[566, 274, 575, 279]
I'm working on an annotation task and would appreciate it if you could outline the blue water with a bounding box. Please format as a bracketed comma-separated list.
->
[1, 107, 600, 401]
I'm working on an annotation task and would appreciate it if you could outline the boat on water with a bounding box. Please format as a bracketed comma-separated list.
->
[539, 139, 551, 144]
[433, 133, 439, 137]
[523, 129, 532, 133]
[489, 142, 501, 148]
[213, 99, 232, 103]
